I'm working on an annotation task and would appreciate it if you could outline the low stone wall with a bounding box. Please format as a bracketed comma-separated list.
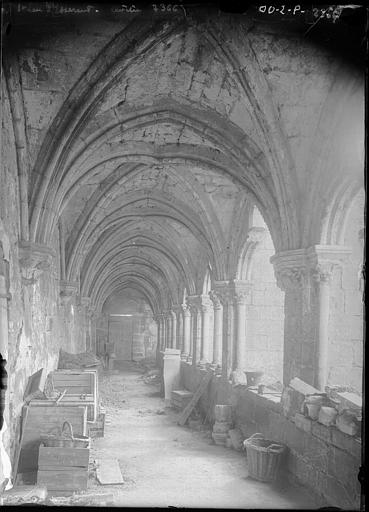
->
[180, 362, 362, 510]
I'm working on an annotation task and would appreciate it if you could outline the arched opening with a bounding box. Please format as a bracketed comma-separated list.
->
[237, 206, 284, 382]
[326, 188, 364, 392]
[100, 288, 157, 366]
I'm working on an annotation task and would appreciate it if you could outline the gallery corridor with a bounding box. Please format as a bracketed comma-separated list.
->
[86, 364, 320, 509]
[1, 3, 364, 507]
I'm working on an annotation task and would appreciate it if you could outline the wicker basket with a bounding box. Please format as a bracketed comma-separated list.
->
[244, 433, 285, 482]
[40, 421, 90, 448]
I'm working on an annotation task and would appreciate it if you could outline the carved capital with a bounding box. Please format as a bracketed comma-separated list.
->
[80, 296, 91, 309]
[171, 304, 183, 317]
[18, 241, 55, 284]
[59, 280, 79, 305]
[182, 303, 191, 317]
[307, 245, 351, 286]
[87, 307, 97, 320]
[270, 250, 307, 291]
[209, 290, 222, 310]
[233, 280, 252, 305]
[186, 294, 201, 314]
[200, 296, 213, 313]
[275, 267, 306, 291]
[311, 263, 335, 284]
[212, 281, 234, 305]
[271, 246, 352, 291]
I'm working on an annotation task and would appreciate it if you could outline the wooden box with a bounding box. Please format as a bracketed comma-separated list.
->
[50, 369, 98, 422]
[88, 411, 105, 438]
[16, 404, 88, 480]
[37, 446, 89, 495]
[171, 390, 194, 410]
[38, 446, 89, 469]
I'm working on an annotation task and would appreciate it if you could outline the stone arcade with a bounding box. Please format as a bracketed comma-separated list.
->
[0, 3, 365, 508]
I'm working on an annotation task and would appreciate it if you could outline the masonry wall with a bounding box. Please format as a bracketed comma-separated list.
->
[247, 231, 284, 381]
[1, 77, 87, 459]
[327, 190, 364, 392]
[181, 363, 362, 510]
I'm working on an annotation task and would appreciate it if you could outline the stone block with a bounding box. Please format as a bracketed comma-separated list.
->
[283, 420, 306, 456]
[318, 474, 360, 510]
[293, 413, 312, 433]
[288, 453, 319, 490]
[330, 426, 361, 456]
[265, 411, 286, 443]
[303, 434, 329, 474]
[327, 447, 361, 495]
[311, 422, 332, 444]
[254, 404, 270, 428]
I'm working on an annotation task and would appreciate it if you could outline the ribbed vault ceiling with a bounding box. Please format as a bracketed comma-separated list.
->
[25, 15, 363, 314]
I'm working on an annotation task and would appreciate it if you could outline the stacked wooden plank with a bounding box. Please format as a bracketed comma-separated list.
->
[178, 371, 213, 426]
[171, 390, 194, 410]
[37, 446, 89, 496]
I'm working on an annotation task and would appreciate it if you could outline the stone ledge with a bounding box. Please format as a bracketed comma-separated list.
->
[330, 426, 362, 458]
[290, 414, 362, 460]
[311, 421, 333, 444]
[242, 388, 282, 412]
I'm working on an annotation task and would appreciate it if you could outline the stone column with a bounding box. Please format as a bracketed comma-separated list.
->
[58, 219, 66, 281]
[87, 308, 98, 353]
[307, 246, 350, 391]
[182, 304, 191, 358]
[171, 310, 177, 349]
[271, 245, 351, 387]
[187, 296, 201, 366]
[312, 266, 331, 391]
[213, 282, 235, 378]
[80, 296, 91, 352]
[178, 309, 184, 351]
[199, 296, 213, 366]
[161, 314, 166, 350]
[233, 281, 252, 371]
[172, 305, 184, 353]
[166, 311, 173, 349]
[209, 290, 223, 368]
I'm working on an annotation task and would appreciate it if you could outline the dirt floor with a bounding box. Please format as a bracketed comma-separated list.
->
[75, 362, 322, 508]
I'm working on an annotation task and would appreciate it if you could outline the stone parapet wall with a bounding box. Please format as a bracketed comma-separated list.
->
[181, 362, 362, 510]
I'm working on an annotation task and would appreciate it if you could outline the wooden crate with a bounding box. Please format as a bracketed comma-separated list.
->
[16, 404, 87, 478]
[87, 411, 105, 438]
[38, 446, 89, 469]
[37, 446, 89, 494]
[50, 369, 98, 422]
[37, 469, 88, 492]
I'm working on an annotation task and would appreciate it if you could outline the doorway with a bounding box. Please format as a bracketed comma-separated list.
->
[108, 316, 134, 361]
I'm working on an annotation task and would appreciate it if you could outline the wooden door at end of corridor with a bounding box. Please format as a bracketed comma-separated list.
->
[108, 317, 133, 361]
